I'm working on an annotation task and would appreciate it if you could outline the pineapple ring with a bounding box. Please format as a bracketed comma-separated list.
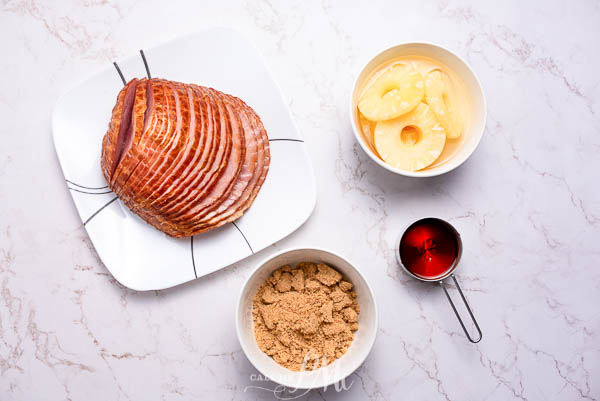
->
[425, 69, 462, 139]
[374, 103, 446, 172]
[358, 112, 377, 150]
[358, 64, 424, 121]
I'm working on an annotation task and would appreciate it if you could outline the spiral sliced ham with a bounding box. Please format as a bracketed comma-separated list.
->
[101, 78, 270, 238]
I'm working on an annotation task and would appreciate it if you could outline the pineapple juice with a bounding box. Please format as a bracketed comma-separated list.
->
[357, 56, 472, 171]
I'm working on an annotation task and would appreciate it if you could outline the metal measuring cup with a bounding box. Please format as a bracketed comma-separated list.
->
[396, 217, 483, 343]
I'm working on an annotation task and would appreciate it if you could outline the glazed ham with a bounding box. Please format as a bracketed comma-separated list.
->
[100, 78, 270, 237]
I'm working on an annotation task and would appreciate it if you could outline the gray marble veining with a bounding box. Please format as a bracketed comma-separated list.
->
[0, 0, 598, 400]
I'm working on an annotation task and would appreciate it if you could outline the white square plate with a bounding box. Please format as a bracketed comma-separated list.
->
[52, 28, 316, 291]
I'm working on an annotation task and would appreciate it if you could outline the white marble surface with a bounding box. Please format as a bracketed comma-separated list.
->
[1, 0, 599, 400]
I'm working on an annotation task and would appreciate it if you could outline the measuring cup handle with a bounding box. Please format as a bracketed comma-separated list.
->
[440, 274, 482, 343]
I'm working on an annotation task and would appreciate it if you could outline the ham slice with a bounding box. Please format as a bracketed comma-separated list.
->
[168, 87, 246, 225]
[101, 78, 270, 237]
[157, 86, 233, 221]
[101, 79, 136, 181]
[185, 94, 264, 233]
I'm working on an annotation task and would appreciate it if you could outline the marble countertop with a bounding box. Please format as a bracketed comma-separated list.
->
[1, 1, 599, 400]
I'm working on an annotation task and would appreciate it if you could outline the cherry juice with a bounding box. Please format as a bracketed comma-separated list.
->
[399, 218, 459, 280]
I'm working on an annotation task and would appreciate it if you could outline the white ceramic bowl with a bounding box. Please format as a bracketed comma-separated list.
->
[350, 42, 487, 177]
[236, 247, 378, 389]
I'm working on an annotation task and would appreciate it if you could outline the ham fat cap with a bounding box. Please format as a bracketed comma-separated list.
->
[101, 78, 270, 237]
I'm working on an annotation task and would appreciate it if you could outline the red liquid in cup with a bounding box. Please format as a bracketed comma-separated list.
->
[399, 218, 459, 280]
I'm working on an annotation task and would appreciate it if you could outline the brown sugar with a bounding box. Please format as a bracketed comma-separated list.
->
[252, 262, 360, 371]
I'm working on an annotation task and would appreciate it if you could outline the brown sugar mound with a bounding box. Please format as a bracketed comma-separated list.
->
[252, 262, 360, 371]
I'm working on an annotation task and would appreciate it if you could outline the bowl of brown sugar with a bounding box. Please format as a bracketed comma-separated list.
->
[236, 248, 378, 389]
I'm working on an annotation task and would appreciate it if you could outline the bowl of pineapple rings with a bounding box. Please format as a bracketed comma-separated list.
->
[350, 43, 486, 177]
